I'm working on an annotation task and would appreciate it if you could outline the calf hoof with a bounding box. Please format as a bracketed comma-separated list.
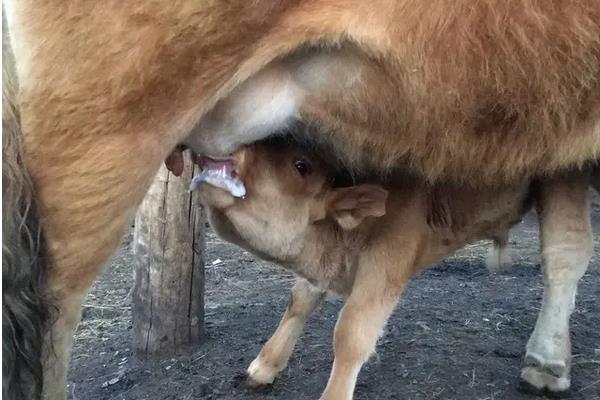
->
[246, 357, 282, 387]
[520, 353, 571, 395]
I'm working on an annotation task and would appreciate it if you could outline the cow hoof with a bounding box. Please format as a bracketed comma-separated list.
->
[246, 357, 280, 387]
[520, 353, 571, 394]
[517, 377, 571, 399]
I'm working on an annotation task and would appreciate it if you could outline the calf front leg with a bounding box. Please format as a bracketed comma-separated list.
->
[521, 171, 593, 393]
[320, 263, 406, 400]
[247, 278, 325, 386]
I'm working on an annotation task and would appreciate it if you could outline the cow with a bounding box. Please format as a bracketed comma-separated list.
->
[3, 2, 599, 399]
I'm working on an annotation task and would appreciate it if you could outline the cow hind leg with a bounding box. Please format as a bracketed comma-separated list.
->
[246, 278, 325, 387]
[520, 171, 592, 394]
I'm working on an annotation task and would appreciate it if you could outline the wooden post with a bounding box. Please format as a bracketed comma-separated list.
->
[132, 151, 205, 355]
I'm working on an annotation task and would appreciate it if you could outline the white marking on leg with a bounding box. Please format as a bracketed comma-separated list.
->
[521, 174, 593, 392]
[247, 357, 280, 386]
[523, 242, 591, 391]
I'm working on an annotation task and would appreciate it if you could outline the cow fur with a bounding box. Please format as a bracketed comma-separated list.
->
[2, 1, 600, 399]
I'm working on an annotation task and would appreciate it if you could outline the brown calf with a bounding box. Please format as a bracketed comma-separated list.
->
[196, 138, 593, 400]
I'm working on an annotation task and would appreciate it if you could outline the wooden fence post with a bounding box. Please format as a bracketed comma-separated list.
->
[132, 151, 205, 355]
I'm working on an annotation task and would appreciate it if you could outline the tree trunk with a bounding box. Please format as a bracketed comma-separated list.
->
[132, 151, 205, 355]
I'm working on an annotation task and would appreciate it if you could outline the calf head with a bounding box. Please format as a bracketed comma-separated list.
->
[195, 138, 388, 264]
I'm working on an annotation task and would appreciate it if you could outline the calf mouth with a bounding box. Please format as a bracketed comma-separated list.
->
[190, 155, 246, 198]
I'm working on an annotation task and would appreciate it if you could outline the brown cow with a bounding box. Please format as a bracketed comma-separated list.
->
[3, 1, 600, 399]
[195, 138, 593, 400]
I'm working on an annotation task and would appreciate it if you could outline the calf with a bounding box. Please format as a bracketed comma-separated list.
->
[193, 138, 593, 400]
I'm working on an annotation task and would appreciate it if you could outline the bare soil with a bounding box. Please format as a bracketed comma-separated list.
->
[68, 197, 600, 400]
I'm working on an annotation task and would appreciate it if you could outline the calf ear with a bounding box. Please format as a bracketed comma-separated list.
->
[326, 185, 388, 230]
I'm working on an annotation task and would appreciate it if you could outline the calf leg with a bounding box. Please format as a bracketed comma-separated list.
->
[247, 279, 325, 386]
[486, 234, 512, 274]
[521, 171, 592, 393]
[320, 262, 406, 400]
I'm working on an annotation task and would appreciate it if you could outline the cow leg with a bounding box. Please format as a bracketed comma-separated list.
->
[41, 291, 87, 400]
[247, 278, 325, 386]
[37, 144, 165, 400]
[5, 4, 220, 398]
[521, 171, 592, 393]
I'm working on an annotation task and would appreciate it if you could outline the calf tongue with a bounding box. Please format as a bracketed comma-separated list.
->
[190, 156, 246, 198]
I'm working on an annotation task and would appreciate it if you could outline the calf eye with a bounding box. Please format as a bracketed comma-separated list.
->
[294, 160, 311, 177]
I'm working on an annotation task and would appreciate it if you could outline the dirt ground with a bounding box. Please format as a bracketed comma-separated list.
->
[68, 195, 600, 400]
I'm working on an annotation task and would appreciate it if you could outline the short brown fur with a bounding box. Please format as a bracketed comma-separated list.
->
[3, 1, 600, 398]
